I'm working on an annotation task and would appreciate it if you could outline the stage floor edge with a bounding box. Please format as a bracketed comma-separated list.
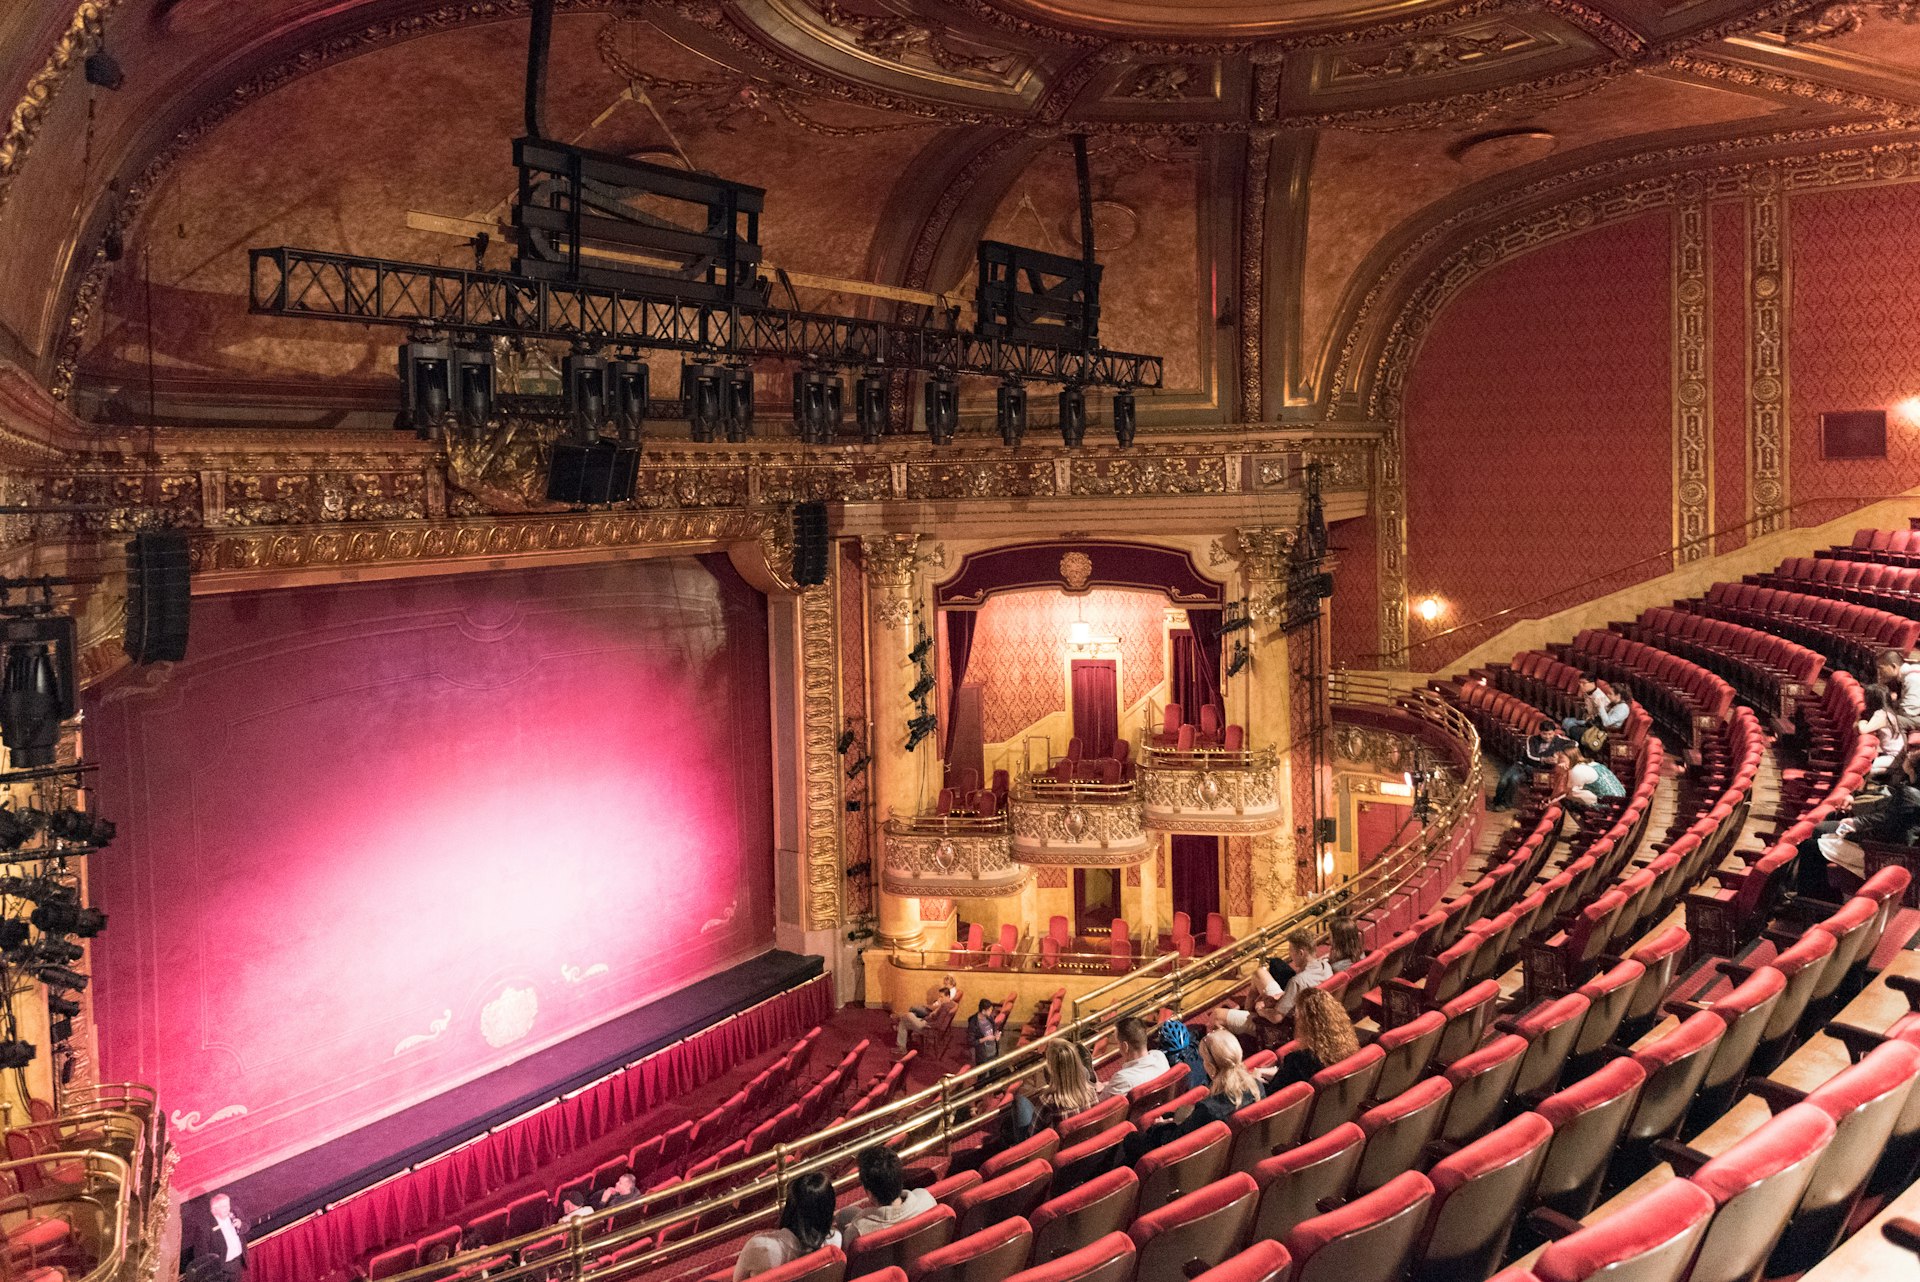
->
[214, 949, 824, 1236]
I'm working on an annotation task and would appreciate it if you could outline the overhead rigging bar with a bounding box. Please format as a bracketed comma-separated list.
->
[247, 247, 1163, 389]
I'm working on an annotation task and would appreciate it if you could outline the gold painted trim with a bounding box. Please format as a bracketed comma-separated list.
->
[1747, 182, 1790, 535]
[0, 1, 120, 213]
[1673, 195, 1713, 564]
[799, 579, 844, 933]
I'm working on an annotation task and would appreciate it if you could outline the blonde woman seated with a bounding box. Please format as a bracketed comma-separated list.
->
[1263, 988, 1360, 1091]
[1122, 1030, 1262, 1164]
[1030, 1040, 1099, 1131]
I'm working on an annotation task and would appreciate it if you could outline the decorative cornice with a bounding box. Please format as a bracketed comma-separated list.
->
[0, 1, 120, 214]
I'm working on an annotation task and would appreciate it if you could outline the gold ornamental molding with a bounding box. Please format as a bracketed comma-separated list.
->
[1673, 196, 1713, 564]
[880, 825, 1031, 899]
[0, 1, 121, 214]
[798, 582, 844, 932]
[860, 532, 936, 629]
[1747, 183, 1791, 535]
[1138, 757, 1282, 835]
[1008, 795, 1151, 865]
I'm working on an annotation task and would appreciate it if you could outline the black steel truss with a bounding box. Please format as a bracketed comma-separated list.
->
[250, 247, 1162, 389]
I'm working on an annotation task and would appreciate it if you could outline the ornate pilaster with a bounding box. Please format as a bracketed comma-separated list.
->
[860, 532, 940, 946]
[1673, 194, 1714, 563]
[797, 582, 843, 934]
[1747, 179, 1790, 536]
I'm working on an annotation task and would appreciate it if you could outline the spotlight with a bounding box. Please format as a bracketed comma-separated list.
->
[996, 381, 1027, 447]
[0, 921, 27, 953]
[1058, 385, 1086, 448]
[793, 368, 844, 444]
[453, 345, 495, 435]
[49, 1019, 71, 1045]
[31, 904, 105, 939]
[909, 673, 935, 702]
[1, 645, 64, 768]
[1112, 389, 1136, 447]
[1225, 641, 1251, 678]
[398, 340, 453, 437]
[83, 50, 124, 91]
[46, 995, 80, 1020]
[562, 351, 608, 442]
[609, 358, 649, 444]
[855, 370, 888, 444]
[32, 939, 84, 966]
[0, 809, 44, 852]
[904, 713, 938, 752]
[909, 635, 933, 664]
[836, 730, 857, 755]
[33, 965, 86, 994]
[684, 362, 725, 442]
[0, 1042, 33, 1070]
[723, 365, 755, 442]
[924, 373, 958, 445]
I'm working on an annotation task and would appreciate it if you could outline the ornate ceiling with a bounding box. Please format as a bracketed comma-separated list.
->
[3, 0, 1919, 429]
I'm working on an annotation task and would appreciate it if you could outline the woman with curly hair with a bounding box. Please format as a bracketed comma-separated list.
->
[1269, 988, 1360, 1089]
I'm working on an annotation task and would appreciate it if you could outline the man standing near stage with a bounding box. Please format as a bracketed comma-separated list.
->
[183, 1193, 248, 1282]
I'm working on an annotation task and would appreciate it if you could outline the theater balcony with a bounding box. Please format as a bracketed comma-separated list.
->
[1137, 743, 1283, 835]
[880, 814, 1030, 899]
[1007, 774, 1150, 867]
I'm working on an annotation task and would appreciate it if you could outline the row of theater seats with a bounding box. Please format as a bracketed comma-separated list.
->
[1555, 631, 1734, 748]
[1828, 524, 1920, 565]
[1625, 607, 1824, 720]
[1469, 653, 1655, 754]
[1149, 704, 1244, 753]
[1761, 554, 1920, 615]
[1689, 582, 1920, 676]
[935, 770, 1011, 821]
[952, 910, 1239, 975]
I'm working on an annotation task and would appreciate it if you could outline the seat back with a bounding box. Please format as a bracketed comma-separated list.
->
[1625, 1013, 1726, 1144]
[1354, 1077, 1452, 1194]
[1136, 1121, 1232, 1213]
[1028, 1167, 1139, 1264]
[1415, 1114, 1552, 1282]
[982, 1129, 1061, 1181]
[1226, 1081, 1312, 1174]
[955, 1159, 1053, 1236]
[1004, 1231, 1135, 1282]
[1284, 1171, 1434, 1282]
[1775, 1039, 1920, 1271]
[1686, 1104, 1834, 1282]
[1128, 1172, 1260, 1282]
[913, 1217, 1035, 1282]
[1305, 1045, 1386, 1138]
[843, 1205, 957, 1277]
[1372, 1011, 1447, 1101]
[1250, 1122, 1365, 1243]
[1696, 966, 1786, 1118]
[1532, 1179, 1713, 1282]
[1441, 1034, 1529, 1144]
[1571, 959, 1646, 1065]
[1056, 1096, 1129, 1145]
[1511, 993, 1592, 1101]
[747, 1247, 848, 1282]
[1125, 1066, 1192, 1122]
[1535, 1058, 1648, 1218]
[1050, 1122, 1134, 1191]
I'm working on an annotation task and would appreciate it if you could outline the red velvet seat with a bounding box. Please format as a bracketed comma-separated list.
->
[1532, 1179, 1714, 1282]
[843, 1205, 956, 1277]
[1354, 1076, 1451, 1194]
[1441, 1034, 1530, 1144]
[1003, 1231, 1134, 1282]
[1691, 965, 1785, 1124]
[1135, 1120, 1231, 1212]
[1191, 1240, 1290, 1282]
[1056, 1096, 1129, 1145]
[912, 1216, 1035, 1282]
[1621, 1013, 1726, 1162]
[1372, 1010, 1446, 1101]
[1124, 1066, 1191, 1123]
[1304, 1045, 1386, 1139]
[1050, 1122, 1135, 1191]
[1028, 1166, 1140, 1263]
[504, 1191, 549, 1240]
[1128, 1172, 1260, 1282]
[954, 1158, 1052, 1236]
[1535, 1057, 1647, 1218]
[1685, 1102, 1834, 1282]
[1507, 993, 1592, 1101]
[1416, 1113, 1553, 1282]
[1283, 1170, 1434, 1282]
[1226, 1080, 1311, 1174]
[1250, 1122, 1364, 1243]
[367, 1245, 419, 1281]
[982, 1128, 1061, 1180]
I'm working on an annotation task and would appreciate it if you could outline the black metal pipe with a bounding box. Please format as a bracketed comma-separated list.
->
[525, 0, 553, 140]
[1072, 134, 1095, 351]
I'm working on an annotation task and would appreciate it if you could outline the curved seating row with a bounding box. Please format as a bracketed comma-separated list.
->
[1623, 608, 1823, 720]
[1689, 583, 1919, 675]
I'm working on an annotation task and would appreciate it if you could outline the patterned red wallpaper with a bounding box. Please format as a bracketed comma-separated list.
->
[1711, 200, 1748, 553]
[1402, 211, 1674, 670]
[1788, 181, 1920, 523]
[1329, 510, 1379, 666]
[965, 588, 1170, 743]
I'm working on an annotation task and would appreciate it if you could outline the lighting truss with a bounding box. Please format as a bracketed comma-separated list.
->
[249, 248, 1163, 391]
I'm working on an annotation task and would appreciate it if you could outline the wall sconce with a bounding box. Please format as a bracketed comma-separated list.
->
[1068, 620, 1092, 646]
[1415, 595, 1444, 623]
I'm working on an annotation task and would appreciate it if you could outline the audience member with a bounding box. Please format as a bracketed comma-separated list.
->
[734, 1176, 841, 1281]
[837, 1148, 935, 1249]
[896, 975, 959, 1054]
[185, 1193, 248, 1282]
[1122, 1030, 1262, 1163]
[1264, 989, 1360, 1091]
[1154, 1013, 1206, 1087]
[1563, 743, 1625, 809]
[1493, 718, 1563, 810]
[1215, 930, 1330, 1046]
[1327, 916, 1363, 972]
[1098, 1016, 1170, 1099]
[1863, 684, 1908, 778]
[598, 1171, 639, 1207]
[557, 1195, 594, 1223]
[1878, 649, 1920, 730]
[1030, 1040, 1098, 1128]
[1599, 681, 1633, 733]
[1795, 749, 1920, 896]
[965, 999, 1000, 1065]
[1562, 679, 1608, 737]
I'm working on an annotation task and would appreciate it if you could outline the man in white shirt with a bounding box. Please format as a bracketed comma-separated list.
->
[1215, 931, 1332, 1041]
[836, 1147, 937, 1249]
[1097, 1016, 1170, 1100]
[188, 1193, 247, 1282]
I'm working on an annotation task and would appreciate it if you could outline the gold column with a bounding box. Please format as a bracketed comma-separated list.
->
[863, 533, 934, 948]
[1226, 525, 1299, 925]
[1747, 178, 1790, 536]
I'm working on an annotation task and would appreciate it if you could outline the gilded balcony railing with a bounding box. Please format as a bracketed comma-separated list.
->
[881, 814, 1028, 899]
[368, 681, 1480, 1282]
[1007, 773, 1149, 866]
[0, 1082, 169, 1282]
[1138, 743, 1282, 834]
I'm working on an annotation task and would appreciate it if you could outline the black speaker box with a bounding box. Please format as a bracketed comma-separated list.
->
[124, 531, 190, 664]
[792, 502, 829, 587]
[547, 442, 640, 505]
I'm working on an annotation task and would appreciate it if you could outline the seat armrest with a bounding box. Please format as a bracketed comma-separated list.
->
[1744, 1078, 1808, 1113]
[1651, 1139, 1713, 1178]
[1826, 1022, 1888, 1063]
[1527, 1208, 1587, 1242]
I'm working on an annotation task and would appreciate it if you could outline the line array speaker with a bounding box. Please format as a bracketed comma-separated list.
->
[547, 442, 640, 505]
[124, 531, 191, 664]
[793, 502, 829, 587]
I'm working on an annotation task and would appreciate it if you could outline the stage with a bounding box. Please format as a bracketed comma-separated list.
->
[208, 949, 821, 1238]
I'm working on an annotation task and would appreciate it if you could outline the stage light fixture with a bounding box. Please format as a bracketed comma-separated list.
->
[47, 808, 112, 849]
[684, 362, 725, 442]
[453, 344, 495, 434]
[909, 635, 933, 664]
[0, 808, 43, 852]
[609, 358, 649, 444]
[996, 381, 1027, 447]
[1225, 641, 1251, 678]
[723, 365, 755, 442]
[0, 1042, 33, 1069]
[33, 965, 86, 994]
[1, 645, 64, 768]
[1058, 385, 1087, 448]
[1112, 389, 1136, 447]
[855, 371, 888, 444]
[793, 368, 844, 444]
[904, 713, 938, 752]
[32, 939, 83, 966]
[924, 373, 958, 445]
[0, 921, 27, 953]
[46, 995, 80, 1020]
[908, 673, 935, 702]
[31, 903, 105, 939]
[836, 729, 856, 755]
[562, 350, 608, 442]
[398, 340, 453, 437]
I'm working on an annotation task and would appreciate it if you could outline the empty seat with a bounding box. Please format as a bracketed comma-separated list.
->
[1226, 1081, 1312, 1174]
[1685, 1103, 1835, 1282]
[1304, 1045, 1386, 1138]
[1029, 1166, 1139, 1263]
[1135, 1121, 1231, 1213]
[1051, 1123, 1135, 1190]
[913, 1217, 1035, 1282]
[1441, 1034, 1530, 1145]
[1128, 1172, 1260, 1282]
[1250, 1122, 1365, 1244]
[1416, 1113, 1553, 1282]
[1284, 1170, 1434, 1282]
[1535, 1058, 1647, 1218]
[954, 1159, 1052, 1236]
[1532, 1179, 1714, 1282]
[1190, 1240, 1291, 1282]
[1372, 1010, 1447, 1101]
[1004, 1231, 1135, 1282]
[1354, 1076, 1451, 1194]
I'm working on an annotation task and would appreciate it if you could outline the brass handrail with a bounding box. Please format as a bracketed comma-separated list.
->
[0, 1149, 136, 1282]
[1013, 775, 1138, 802]
[374, 682, 1481, 1282]
[1140, 744, 1278, 771]
[882, 814, 1010, 835]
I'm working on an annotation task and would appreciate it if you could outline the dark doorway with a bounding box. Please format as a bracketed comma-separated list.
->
[1075, 867, 1120, 933]
[1170, 834, 1221, 926]
[1071, 658, 1118, 757]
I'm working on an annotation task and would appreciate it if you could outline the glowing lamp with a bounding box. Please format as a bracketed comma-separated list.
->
[1897, 397, 1920, 425]
[1415, 596, 1444, 623]
[1068, 621, 1093, 646]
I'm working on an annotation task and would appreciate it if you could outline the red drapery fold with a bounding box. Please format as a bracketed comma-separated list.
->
[1179, 611, 1225, 727]
[247, 975, 833, 1282]
[1169, 834, 1221, 925]
[942, 610, 977, 755]
[1070, 660, 1118, 757]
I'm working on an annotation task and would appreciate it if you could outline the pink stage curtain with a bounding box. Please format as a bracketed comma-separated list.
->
[1169, 834, 1221, 925]
[248, 975, 833, 1282]
[1071, 660, 1118, 757]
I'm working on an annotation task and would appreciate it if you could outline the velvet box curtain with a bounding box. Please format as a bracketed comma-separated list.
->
[1170, 834, 1221, 925]
[943, 610, 977, 755]
[1173, 611, 1224, 724]
[248, 975, 833, 1282]
[1071, 659, 1118, 757]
